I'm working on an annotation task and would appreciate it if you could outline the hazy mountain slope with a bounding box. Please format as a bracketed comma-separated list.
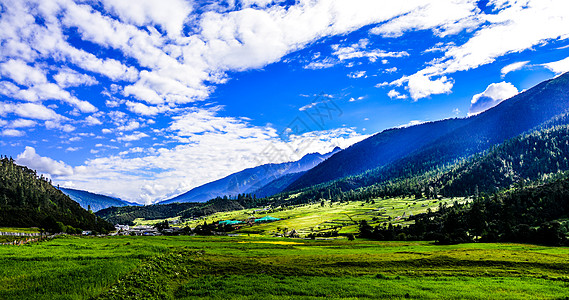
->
[59, 187, 139, 212]
[0, 157, 114, 232]
[253, 172, 306, 198]
[159, 148, 340, 204]
[287, 72, 569, 191]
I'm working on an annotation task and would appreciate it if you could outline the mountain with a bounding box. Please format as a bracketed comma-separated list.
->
[159, 147, 341, 204]
[59, 187, 140, 212]
[253, 172, 306, 198]
[437, 115, 569, 196]
[286, 72, 569, 192]
[0, 157, 114, 233]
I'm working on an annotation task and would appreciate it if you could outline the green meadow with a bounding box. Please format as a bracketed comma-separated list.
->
[136, 197, 469, 236]
[1, 235, 568, 299]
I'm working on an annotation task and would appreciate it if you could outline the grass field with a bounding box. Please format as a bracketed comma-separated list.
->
[139, 197, 468, 236]
[0, 227, 41, 233]
[1, 235, 568, 299]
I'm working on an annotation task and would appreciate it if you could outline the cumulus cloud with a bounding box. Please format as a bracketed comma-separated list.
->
[393, 74, 454, 101]
[54, 68, 99, 88]
[0, 102, 62, 120]
[116, 121, 141, 132]
[117, 132, 149, 142]
[387, 90, 407, 100]
[45, 120, 75, 132]
[1, 129, 25, 137]
[16, 146, 74, 176]
[85, 116, 103, 126]
[469, 81, 519, 116]
[10, 119, 37, 128]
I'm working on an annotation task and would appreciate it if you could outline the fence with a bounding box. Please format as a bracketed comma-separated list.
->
[0, 232, 62, 246]
[0, 231, 41, 237]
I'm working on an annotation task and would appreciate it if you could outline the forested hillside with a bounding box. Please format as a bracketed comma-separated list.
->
[0, 157, 114, 233]
[97, 194, 264, 225]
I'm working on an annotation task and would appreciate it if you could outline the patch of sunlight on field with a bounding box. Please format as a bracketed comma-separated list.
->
[143, 197, 469, 237]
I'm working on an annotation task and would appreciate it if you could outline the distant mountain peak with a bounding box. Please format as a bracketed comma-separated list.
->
[59, 187, 139, 212]
[159, 147, 340, 204]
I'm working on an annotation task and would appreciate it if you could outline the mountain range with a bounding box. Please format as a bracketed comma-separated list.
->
[59, 187, 140, 212]
[159, 147, 341, 204]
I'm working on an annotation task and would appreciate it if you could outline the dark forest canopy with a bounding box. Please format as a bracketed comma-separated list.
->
[360, 175, 569, 246]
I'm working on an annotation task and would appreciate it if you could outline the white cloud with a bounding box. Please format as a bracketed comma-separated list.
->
[0, 59, 47, 86]
[125, 101, 170, 116]
[347, 71, 366, 78]
[66, 147, 80, 152]
[0, 102, 62, 120]
[1, 129, 25, 137]
[469, 81, 519, 116]
[117, 132, 149, 142]
[85, 116, 103, 126]
[101, 0, 193, 37]
[387, 89, 407, 100]
[303, 58, 337, 70]
[396, 74, 454, 100]
[54, 68, 98, 88]
[375, 81, 389, 88]
[542, 56, 569, 74]
[396, 120, 425, 128]
[501, 61, 530, 77]
[369, 1, 480, 38]
[116, 120, 141, 132]
[45, 120, 75, 132]
[331, 39, 408, 62]
[16, 146, 74, 176]
[10, 119, 37, 128]
[348, 96, 365, 102]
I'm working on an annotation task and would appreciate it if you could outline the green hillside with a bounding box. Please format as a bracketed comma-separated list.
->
[0, 157, 114, 233]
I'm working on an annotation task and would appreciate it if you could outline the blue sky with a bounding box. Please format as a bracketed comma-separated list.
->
[1, 0, 569, 203]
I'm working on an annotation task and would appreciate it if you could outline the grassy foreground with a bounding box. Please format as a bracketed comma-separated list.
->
[1, 235, 569, 299]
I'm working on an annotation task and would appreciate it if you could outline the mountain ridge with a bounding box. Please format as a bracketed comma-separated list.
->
[159, 147, 341, 204]
[59, 187, 140, 212]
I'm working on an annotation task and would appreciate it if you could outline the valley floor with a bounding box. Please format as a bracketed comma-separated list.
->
[0, 235, 568, 299]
